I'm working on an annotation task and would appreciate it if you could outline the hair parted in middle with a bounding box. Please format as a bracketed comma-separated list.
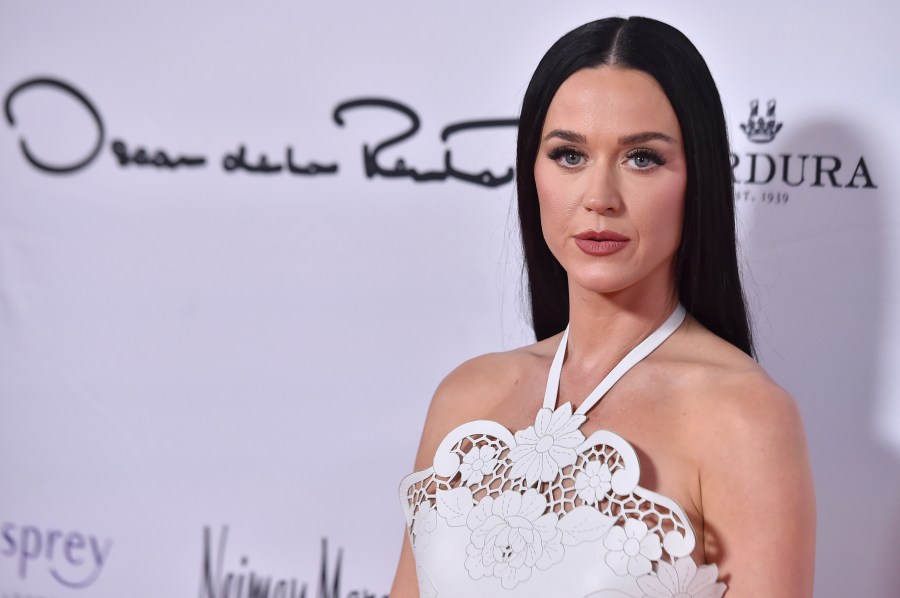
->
[516, 16, 754, 356]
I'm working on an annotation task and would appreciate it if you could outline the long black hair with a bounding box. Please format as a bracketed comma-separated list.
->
[516, 16, 754, 356]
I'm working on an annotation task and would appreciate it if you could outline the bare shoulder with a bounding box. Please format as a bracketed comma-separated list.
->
[674, 320, 811, 484]
[664, 319, 815, 593]
[666, 319, 804, 454]
[410, 336, 558, 472]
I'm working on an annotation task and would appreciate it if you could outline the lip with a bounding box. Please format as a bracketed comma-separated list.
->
[573, 229, 630, 256]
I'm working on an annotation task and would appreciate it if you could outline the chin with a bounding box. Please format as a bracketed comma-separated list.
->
[564, 260, 677, 300]
[567, 271, 636, 295]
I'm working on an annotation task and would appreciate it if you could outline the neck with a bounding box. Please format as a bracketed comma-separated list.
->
[564, 271, 678, 373]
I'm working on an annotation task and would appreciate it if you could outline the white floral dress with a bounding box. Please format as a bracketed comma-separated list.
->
[399, 305, 727, 597]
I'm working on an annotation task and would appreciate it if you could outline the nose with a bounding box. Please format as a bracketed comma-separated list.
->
[581, 164, 623, 213]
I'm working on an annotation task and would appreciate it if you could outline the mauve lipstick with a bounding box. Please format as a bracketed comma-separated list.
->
[573, 230, 630, 256]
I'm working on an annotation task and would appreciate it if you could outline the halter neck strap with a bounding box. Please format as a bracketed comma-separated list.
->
[542, 304, 687, 415]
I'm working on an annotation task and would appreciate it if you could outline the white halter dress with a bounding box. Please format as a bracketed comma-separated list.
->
[399, 306, 727, 597]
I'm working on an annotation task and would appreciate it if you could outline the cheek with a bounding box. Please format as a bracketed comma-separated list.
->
[667, 177, 687, 244]
[633, 178, 686, 250]
[534, 163, 555, 242]
[534, 162, 575, 248]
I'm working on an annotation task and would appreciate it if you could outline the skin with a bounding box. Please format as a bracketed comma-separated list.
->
[391, 67, 815, 597]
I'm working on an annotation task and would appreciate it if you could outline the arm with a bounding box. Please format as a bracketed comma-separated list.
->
[389, 353, 513, 597]
[699, 380, 816, 596]
[390, 533, 418, 597]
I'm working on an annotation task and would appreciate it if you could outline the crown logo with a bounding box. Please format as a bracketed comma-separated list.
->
[740, 99, 783, 143]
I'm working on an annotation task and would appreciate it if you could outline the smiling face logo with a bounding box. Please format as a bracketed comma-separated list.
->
[0, 522, 113, 590]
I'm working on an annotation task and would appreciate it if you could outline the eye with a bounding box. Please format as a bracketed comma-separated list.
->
[625, 148, 665, 171]
[547, 146, 586, 169]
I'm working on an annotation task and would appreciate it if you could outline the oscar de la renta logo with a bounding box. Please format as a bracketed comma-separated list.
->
[2, 76, 515, 187]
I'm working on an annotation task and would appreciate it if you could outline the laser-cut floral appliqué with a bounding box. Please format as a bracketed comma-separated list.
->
[636, 558, 726, 598]
[400, 306, 727, 596]
[458, 488, 616, 589]
[575, 461, 613, 503]
[400, 416, 715, 595]
[411, 499, 437, 554]
[508, 403, 586, 486]
[604, 518, 663, 577]
[459, 445, 499, 486]
[416, 566, 438, 598]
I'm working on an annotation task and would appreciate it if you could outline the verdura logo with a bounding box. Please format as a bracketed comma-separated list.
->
[739, 99, 783, 143]
[730, 153, 876, 188]
[731, 98, 877, 195]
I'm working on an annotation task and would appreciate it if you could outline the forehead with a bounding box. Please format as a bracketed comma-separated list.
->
[542, 67, 681, 140]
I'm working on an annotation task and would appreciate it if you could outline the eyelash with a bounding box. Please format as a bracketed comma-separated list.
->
[546, 146, 667, 171]
[547, 146, 585, 168]
[625, 148, 666, 170]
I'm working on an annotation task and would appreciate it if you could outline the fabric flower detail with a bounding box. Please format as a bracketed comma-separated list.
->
[636, 558, 726, 598]
[416, 566, 439, 598]
[604, 518, 663, 577]
[458, 445, 498, 486]
[411, 500, 437, 552]
[508, 402, 586, 485]
[464, 489, 564, 589]
[575, 461, 612, 503]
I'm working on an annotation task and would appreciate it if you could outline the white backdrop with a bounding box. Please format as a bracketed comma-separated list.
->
[1, 1, 898, 597]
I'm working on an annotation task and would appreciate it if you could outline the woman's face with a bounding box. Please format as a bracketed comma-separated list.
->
[534, 67, 687, 299]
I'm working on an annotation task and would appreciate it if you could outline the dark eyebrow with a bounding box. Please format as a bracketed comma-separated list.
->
[542, 129, 587, 143]
[618, 131, 676, 145]
[542, 129, 677, 145]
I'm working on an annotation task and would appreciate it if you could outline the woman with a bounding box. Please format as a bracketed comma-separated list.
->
[391, 16, 814, 597]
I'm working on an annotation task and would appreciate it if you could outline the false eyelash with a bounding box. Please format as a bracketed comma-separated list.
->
[547, 145, 584, 162]
[625, 148, 666, 166]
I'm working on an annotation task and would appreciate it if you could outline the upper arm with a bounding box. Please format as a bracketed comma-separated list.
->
[698, 379, 816, 596]
[390, 532, 419, 598]
[391, 352, 513, 596]
[410, 352, 513, 471]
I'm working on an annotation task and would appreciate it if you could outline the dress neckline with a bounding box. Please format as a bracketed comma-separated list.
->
[542, 304, 687, 416]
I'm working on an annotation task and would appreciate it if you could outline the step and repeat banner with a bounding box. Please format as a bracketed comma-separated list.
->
[2, 2, 899, 597]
